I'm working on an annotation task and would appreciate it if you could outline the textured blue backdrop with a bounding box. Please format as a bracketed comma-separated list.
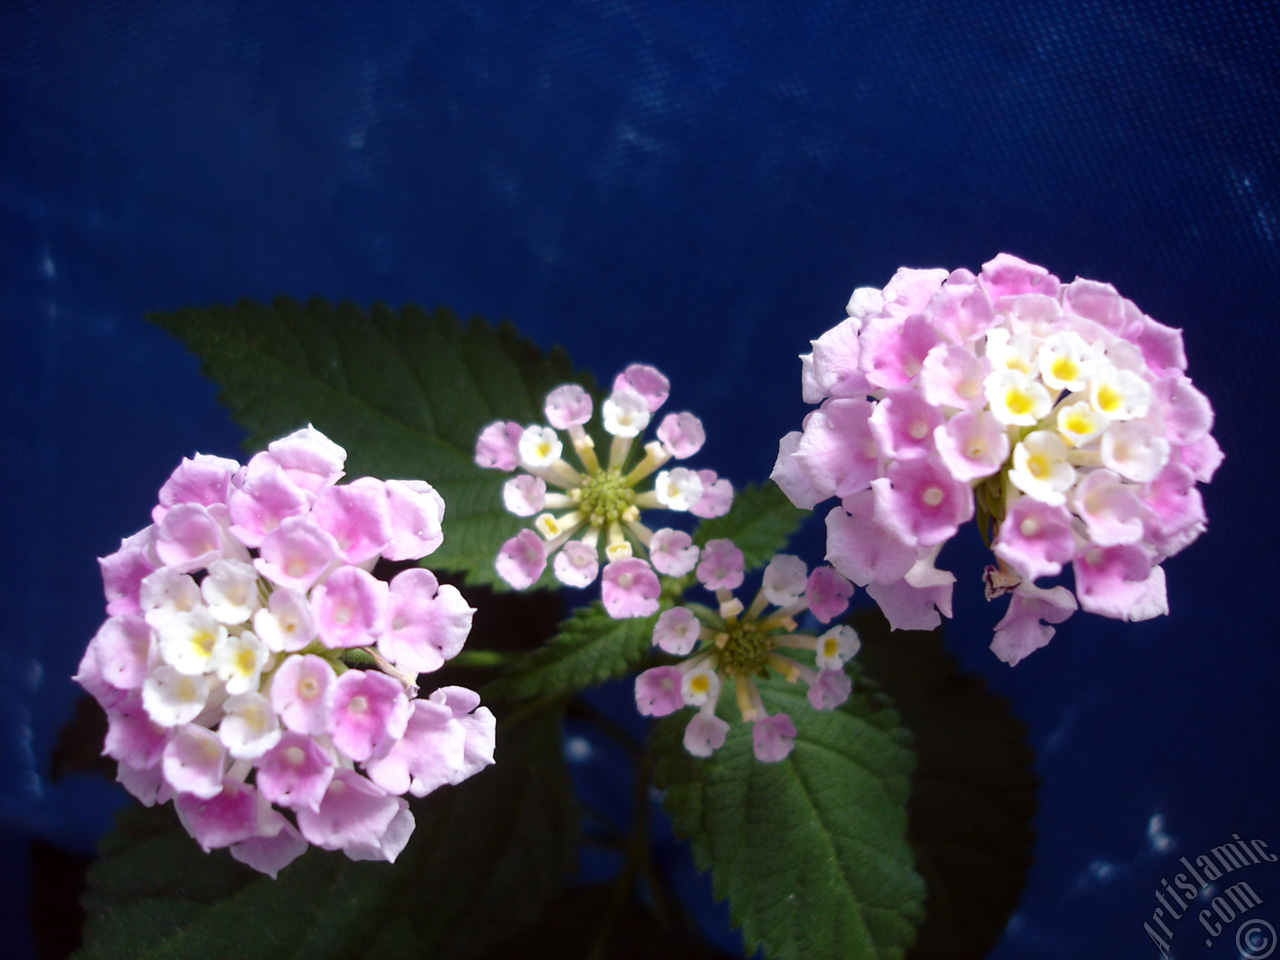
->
[2, 2, 1278, 957]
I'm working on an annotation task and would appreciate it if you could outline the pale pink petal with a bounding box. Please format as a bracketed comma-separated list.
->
[923, 270, 996, 345]
[152, 454, 241, 523]
[474, 421, 525, 471]
[162, 724, 227, 800]
[326, 669, 412, 763]
[1072, 544, 1166, 621]
[155, 503, 224, 573]
[98, 526, 159, 617]
[263, 425, 348, 495]
[807, 669, 852, 710]
[809, 317, 869, 398]
[688, 470, 733, 519]
[992, 497, 1077, 582]
[227, 465, 309, 548]
[364, 698, 465, 797]
[613, 364, 670, 412]
[553, 541, 600, 587]
[104, 692, 170, 769]
[502, 475, 547, 517]
[805, 566, 853, 624]
[990, 583, 1078, 666]
[295, 769, 402, 854]
[978, 253, 1060, 301]
[871, 458, 974, 548]
[1131, 316, 1187, 374]
[495, 530, 547, 589]
[230, 817, 308, 878]
[256, 731, 336, 811]
[635, 667, 685, 716]
[254, 516, 339, 591]
[881, 267, 950, 315]
[311, 477, 393, 565]
[657, 412, 706, 459]
[90, 616, 153, 691]
[752, 714, 797, 763]
[430, 686, 496, 781]
[174, 779, 260, 852]
[1154, 375, 1214, 446]
[933, 410, 1009, 482]
[1072, 469, 1144, 546]
[544, 384, 593, 429]
[794, 398, 881, 500]
[683, 710, 729, 757]
[823, 491, 917, 587]
[860, 313, 943, 390]
[762, 554, 808, 607]
[649, 528, 699, 577]
[383, 479, 446, 560]
[771, 431, 826, 510]
[652, 607, 700, 656]
[379, 568, 475, 673]
[695, 539, 744, 591]
[269, 654, 336, 735]
[1142, 462, 1208, 559]
[312, 565, 389, 649]
[601, 559, 661, 619]
[919, 344, 990, 411]
[1175, 432, 1224, 484]
[866, 574, 954, 631]
[868, 389, 943, 461]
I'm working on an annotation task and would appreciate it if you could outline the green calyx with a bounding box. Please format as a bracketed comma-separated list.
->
[718, 621, 774, 679]
[574, 469, 635, 525]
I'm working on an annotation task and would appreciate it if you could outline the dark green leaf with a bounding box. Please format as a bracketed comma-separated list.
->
[854, 609, 1037, 960]
[150, 298, 594, 587]
[77, 703, 578, 960]
[651, 672, 925, 960]
[693, 483, 806, 571]
[484, 602, 658, 701]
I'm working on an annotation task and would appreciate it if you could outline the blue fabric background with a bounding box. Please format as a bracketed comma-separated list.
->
[2, 2, 1277, 957]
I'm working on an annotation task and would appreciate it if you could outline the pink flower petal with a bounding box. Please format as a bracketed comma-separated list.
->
[601, 559, 661, 619]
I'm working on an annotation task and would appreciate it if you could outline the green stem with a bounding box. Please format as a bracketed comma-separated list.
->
[449, 648, 521, 668]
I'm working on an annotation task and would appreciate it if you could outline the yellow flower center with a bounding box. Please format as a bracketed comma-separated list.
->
[1006, 389, 1032, 417]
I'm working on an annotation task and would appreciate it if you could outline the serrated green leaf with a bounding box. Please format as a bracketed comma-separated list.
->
[149, 298, 593, 587]
[853, 609, 1036, 960]
[484, 602, 658, 701]
[651, 672, 925, 960]
[693, 483, 806, 570]
[77, 704, 577, 960]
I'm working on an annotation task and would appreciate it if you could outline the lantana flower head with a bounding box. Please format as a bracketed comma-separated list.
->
[77, 426, 496, 876]
[476, 365, 733, 618]
[634, 545, 857, 763]
[773, 254, 1220, 665]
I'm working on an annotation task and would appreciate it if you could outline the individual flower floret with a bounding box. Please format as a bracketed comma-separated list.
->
[475, 365, 733, 618]
[75, 425, 496, 876]
[773, 254, 1220, 665]
[634, 548, 856, 763]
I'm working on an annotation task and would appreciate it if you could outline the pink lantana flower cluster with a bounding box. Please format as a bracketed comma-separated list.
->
[773, 254, 1221, 665]
[475, 365, 733, 619]
[75, 426, 496, 876]
[634, 542, 857, 762]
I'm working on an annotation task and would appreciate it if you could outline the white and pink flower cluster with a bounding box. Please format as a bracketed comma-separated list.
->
[634, 544, 857, 762]
[74, 426, 496, 876]
[773, 254, 1221, 665]
[475, 365, 733, 618]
